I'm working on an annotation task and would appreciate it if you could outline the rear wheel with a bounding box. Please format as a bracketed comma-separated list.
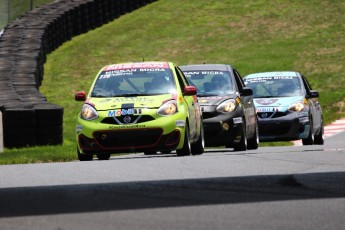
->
[176, 126, 191, 156]
[191, 124, 204, 155]
[77, 148, 93, 161]
[234, 123, 247, 151]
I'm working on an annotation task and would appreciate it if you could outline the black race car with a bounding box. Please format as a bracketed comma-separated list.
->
[181, 64, 259, 151]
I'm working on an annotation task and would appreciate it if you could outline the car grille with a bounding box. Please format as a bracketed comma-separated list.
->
[101, 115, 154, 125]
[202, 111, 218, 119]
[258, 112, 286, 119]
[259, 123, 291, 136]
[93, 128, 163, 148]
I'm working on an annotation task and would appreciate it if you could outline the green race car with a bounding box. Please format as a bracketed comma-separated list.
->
[75, 62, 204, 160]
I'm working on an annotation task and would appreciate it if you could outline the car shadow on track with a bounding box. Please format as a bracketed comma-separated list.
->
[1, 171, 345, 217]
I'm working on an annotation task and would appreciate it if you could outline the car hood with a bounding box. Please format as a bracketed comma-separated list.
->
[197, 95, 235, 106]
[86, 94, 175, 110]
[253, 96, 305, 111]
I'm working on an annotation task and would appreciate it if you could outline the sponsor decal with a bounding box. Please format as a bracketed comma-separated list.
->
[105, 62, 169, 70]
[255, 99, 278, 105]
[176, 120, 185, 127]
[256, 107, 279, 112]
[109, 124, 146, 129]
[76, 125, 83, 132]
[233, 117, 243, 124]
[108, 108, 142, 117]
[112, 97, 154, 102]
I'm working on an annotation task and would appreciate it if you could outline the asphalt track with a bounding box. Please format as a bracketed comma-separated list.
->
[0, 131, 344, 230]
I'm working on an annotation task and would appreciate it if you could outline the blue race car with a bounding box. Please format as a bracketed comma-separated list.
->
[243, 71, 324, 145]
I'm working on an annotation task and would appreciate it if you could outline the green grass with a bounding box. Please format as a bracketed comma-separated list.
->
[1, 0, 344, 164]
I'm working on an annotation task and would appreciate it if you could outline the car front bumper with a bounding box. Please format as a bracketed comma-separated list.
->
[76, 113, 186, 154]
[202, 113, 244, 147]
[258, 112, 310, 141]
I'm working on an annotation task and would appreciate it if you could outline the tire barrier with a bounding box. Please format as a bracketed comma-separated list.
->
[0, 0, 157, 148]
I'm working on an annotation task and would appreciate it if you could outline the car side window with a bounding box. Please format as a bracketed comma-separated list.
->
[233, 69, 245, 91]
[301, 75, 313, 94]
[175, 67, 189, 91]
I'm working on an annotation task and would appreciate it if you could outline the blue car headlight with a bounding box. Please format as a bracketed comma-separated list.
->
[80, 104, 98, 120]
[217, 99, 236, 113]
[288, 101, 305, 112]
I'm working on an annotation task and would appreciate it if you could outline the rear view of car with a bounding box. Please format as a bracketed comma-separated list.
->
[244, 71, 324, 145]
[181, 64, 259, 151]
[75, 62, 204, 160]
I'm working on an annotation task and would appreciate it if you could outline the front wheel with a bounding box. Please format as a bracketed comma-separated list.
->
[247, 122, 259, 150]
[302, 120, 314, 145]
[234, 123, 247, 151]
[191, 124, 204, 155]
[176, 126, 191, 156]
[314, 121, 324, 145]
[77, 148, 93, 161]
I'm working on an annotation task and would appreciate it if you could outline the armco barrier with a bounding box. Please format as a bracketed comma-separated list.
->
[0, 0, 157, 148]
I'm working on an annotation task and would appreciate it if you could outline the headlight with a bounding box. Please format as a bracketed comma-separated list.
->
[217, 99, 236, 113]
[80, 104, 98, 120]
[288, 101, 305, 112]
[157, 100, 177, 116]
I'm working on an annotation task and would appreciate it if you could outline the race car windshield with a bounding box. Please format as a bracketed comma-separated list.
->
[91, 68, 177, 97]
[244, 76, 303, 98]
[184, 71, 235, 96]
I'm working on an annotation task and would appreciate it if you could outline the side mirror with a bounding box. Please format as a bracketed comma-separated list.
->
[75, 91, 87, 101]
[241, 87, 253, 96]
[308, 90, 319, 98]
[184, 86, 197, 96]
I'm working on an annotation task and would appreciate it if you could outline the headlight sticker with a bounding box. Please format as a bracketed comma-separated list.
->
[176, 120, 185, 127]
[76, 125, 83, 132]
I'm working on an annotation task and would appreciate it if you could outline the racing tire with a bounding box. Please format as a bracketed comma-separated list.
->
[96, 153, 111, 160]
[77, 148, 93, 161]
[176, 125, 191, 156]
[247, 122, 259, 150]
[302, 119, 314, 145]
[234, 122, 247, 151]
[314, 121, 324, 145]
[191, 124, 204, 155]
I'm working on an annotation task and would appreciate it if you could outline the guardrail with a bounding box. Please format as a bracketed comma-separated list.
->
[0, 0, 48, 34]
[0, 0, 157, 148]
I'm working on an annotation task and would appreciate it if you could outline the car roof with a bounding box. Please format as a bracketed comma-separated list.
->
[244, 71, 300, 78]
[180, 64, 233, 72]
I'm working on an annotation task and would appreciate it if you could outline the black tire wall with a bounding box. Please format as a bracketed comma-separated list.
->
[0, 0, 157, 148]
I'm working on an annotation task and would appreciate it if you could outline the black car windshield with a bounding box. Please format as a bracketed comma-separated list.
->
[184, 71, 235, 96]
[244, 75, 303, 98]
[91, 68, 176, 97]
